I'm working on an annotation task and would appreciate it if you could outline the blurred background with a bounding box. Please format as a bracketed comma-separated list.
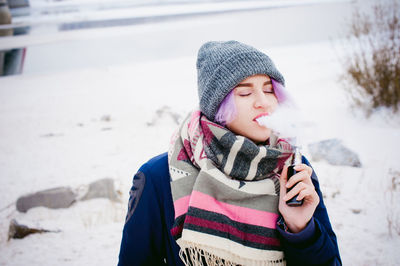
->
[1, 0, 360, 76]
[1, 0, 399, 265]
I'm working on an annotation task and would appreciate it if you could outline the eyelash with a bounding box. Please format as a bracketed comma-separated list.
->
[239, 89, 274, 96]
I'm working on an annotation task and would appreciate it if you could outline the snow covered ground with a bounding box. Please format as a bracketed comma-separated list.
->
[1, 1, 400, 265]
[1, 38, 399, 265]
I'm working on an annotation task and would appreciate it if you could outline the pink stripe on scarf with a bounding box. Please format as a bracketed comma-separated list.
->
[190, 191, 278, 229]
[186, 215, 281, 246]
[174, 195, 190, 219]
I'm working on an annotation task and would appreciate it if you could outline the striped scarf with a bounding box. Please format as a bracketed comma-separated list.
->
[168, 111, 293, 266]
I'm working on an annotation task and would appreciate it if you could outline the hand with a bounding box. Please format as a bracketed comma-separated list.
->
[278, 164, 320, 233]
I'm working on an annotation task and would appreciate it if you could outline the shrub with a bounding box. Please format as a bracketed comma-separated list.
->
[342, 0, 400, 114]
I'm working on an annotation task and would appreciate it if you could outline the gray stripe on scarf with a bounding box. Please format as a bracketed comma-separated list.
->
[207, 131, 234, 174]
[193, 172, 279, 213]
[171, 174, 197, 201]
[230, 138, 260, 180]
[255, 149, 281, 180]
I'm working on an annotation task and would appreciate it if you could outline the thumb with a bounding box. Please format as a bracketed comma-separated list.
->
[279, 165, 288, 200]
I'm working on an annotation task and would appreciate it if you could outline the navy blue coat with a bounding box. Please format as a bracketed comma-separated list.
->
[118, 153, 341, 265]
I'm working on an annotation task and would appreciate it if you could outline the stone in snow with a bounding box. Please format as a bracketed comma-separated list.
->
[16, 187, 76, 213]
[308, 138, 362, 167]
[80, 178, 121, 202]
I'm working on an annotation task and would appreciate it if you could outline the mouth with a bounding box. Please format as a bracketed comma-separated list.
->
[253, 113, 269, 121]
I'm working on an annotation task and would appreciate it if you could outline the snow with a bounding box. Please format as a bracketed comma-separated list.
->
[1, 2, 400, 265]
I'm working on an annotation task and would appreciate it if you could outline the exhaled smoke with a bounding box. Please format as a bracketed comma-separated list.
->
[256, 104, 303, 146]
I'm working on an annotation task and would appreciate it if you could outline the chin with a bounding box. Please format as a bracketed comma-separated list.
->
[227, 122, 271, 143]
[248, 129, 271, 143]
[252, 136, 270, 144]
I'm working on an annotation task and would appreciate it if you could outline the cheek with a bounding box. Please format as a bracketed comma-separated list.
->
[234, 98, 252, 116]
[270, 96, 279, 111]
[226, 102, 249, 132]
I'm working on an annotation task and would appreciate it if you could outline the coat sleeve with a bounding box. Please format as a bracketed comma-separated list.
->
[118, 161, 167, 266]
[118, 153, 183, 266]
[277, 156, 342, 266]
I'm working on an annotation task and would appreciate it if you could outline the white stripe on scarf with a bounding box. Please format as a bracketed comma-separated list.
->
[245, 147, 267, 180]
[223, 136, 245, 176]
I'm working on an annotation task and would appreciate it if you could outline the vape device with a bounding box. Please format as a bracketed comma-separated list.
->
[286, 146, 303, 206]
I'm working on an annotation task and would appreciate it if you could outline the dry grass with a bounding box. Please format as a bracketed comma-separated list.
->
[342, 0, 400, 114]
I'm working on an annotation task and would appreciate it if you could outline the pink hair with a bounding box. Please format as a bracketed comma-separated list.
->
[215, 78, 290, 126]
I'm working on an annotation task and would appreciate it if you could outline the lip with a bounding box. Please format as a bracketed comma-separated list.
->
[253, 113, 269, 121]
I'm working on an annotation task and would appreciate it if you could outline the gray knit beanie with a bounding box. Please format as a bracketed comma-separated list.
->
[197, 40, 285, 121]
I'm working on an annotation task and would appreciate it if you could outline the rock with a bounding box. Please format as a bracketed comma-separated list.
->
[308, 138, 362, 167]
[16, 187, 76, 213]
[101, 114, 111, 122]
[40, 133, 64, 138]
[351, 209, 362, 214]
[80, 178, 121, 202]
[146, 106, 182, 126]
[8, 219, 55, 240]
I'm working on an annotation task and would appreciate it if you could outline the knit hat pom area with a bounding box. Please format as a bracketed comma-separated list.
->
[196, 40, 285, 122]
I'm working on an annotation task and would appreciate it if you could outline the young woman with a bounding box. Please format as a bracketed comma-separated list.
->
[118, 41, 341, 266]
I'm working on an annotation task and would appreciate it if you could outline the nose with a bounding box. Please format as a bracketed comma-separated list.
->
[253, 90, 270, 109]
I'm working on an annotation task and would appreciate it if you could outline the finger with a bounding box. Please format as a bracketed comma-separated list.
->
[294, 164, 313, 178]
[298, 188, 320, 207]
[295, 187, 316, 201]
[279, 165, 288, 200]
[286, 169, 313, 189]
[283, 181, 307, 201]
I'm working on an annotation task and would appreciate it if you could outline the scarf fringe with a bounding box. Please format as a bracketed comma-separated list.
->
[178, 242, 286, 266]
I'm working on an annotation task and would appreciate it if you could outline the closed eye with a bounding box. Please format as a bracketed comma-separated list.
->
[263, 86, 274, 93]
